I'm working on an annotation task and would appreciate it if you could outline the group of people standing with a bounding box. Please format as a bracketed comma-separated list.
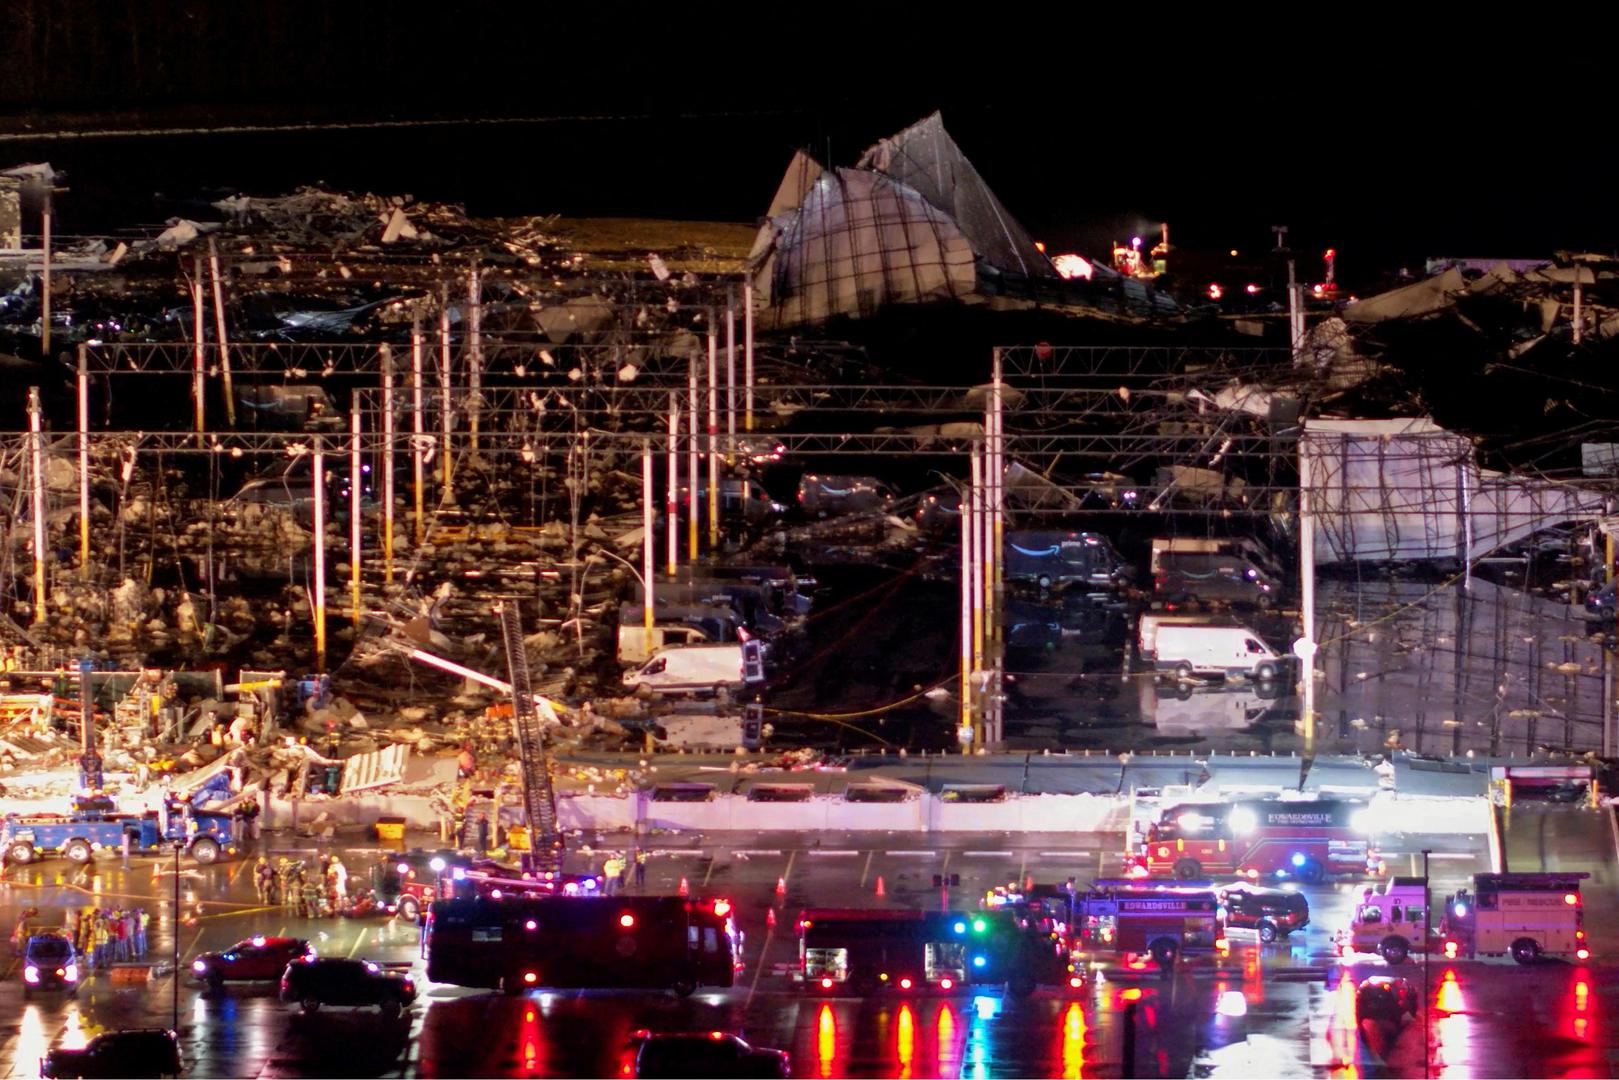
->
[71, 907, 149, 969]
[258, 855, 353, 917]
[600, 851, 647, 895]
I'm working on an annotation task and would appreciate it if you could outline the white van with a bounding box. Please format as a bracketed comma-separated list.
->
[1153, 624, 1289, 682]
[1137, 614, 1227, 660]
[622, 641, 766, 698]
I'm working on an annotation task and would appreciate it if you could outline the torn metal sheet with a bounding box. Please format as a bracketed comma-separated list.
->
[340, 742, 409, 793]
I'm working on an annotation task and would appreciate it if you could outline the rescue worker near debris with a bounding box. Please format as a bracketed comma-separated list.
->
[603, 854, 625, 896]
[253, 857, 274, 904]
[457, 745, 476, 780]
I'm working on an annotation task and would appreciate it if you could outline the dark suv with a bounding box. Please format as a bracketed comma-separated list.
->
[192, 936, 313, 993]
[23, 934, 79, 997]
[41, 1029, 181, 1079]
[632, 1032, 790, 1079]
[1217, 884, 1310, 942]
[280, 957, 416, 1018]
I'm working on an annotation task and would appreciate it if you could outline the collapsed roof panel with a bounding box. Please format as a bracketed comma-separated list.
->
[856, 112, 1056, 282]
[752, 167, 977, 329]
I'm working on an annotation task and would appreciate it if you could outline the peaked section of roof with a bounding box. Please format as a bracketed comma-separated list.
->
[751, 166, 976, 329]
[857, 112, 1055, 280]
[765, 149, 824, 219]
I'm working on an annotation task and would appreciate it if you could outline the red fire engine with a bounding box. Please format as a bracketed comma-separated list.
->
[1071, 880, 1225, 969]
[1131, 799, 1381, 883]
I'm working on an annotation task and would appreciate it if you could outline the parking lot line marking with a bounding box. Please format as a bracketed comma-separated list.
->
[858, 851, 874, 889]
[1037, 851, 1096, 858]
[805, 850, 860, 857]
[892, 851, 936, 857]
[731, 850, 783, 857]
[348, 932, 366, 959]
[1423, 853, 1477, 860]
[702, 857, 716, 888]
[962, 851, 1015, 858]
[1017, 851, 1027, 888]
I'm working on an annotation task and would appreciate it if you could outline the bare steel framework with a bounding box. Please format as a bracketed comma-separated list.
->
[2, 333, 1610, 753]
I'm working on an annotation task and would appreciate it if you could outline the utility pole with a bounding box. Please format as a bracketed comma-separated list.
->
[1274, 225, 1304, 362]
[28, 387, 47, 625]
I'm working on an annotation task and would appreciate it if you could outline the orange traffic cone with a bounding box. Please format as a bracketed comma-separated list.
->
[775, 876, 787, 897]
[1026, 875, 1034, 891]
[767, 907, 777, 928]
[875, 875, 886, 898]
[677, 876, 689, 897]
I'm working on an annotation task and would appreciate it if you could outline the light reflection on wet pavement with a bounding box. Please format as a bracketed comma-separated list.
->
[0, 809, 1610, 1077]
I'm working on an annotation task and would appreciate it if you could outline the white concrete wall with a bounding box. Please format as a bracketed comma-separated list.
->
[247, 788, 1490, 840]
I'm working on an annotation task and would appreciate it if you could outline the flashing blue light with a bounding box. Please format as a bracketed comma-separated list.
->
[451, 867, 466, 881]
[1453, 902, 1467, 918]
[1290, 853, 1306, 868]
[583, 878, 598, 891]
[972, 955, 987, 968]
[954, 921, 967, 934]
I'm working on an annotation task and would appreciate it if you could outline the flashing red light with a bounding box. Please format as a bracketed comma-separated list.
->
[525, 919, 537, 931]
[522, 971, 538, 984]
[1577, 948, 1591, 961]
[1119, 988, 1143, 1003]
[1444, 941, 1458, 959]
[1565, 893, 1580, 906]
[899, 977, 913, 990]
[619, 913, 636, 928]
[1215, 939, 1229, 952]
[709, 1031, 725, 1041]
[712, 899, 732, 917]
[1245, 283, 1260, 295]
[1069, 976, 1084, 989]
[820, 977, 834, 989]
[490, 889, 503, 900]
[1208, 283, 1223, 300]
[939, 977, 954, 990]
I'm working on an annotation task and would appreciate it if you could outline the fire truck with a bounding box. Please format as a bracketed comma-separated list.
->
[1441, 872, 1591, 965]
[377, 850, 602, 922]
[423, 894, 740, 996]
[1130, 799, 1380, 882]
[796, 908, 1074, 997]
[1335, 877, 1433, 964]
[1071, 881, 1225, 969]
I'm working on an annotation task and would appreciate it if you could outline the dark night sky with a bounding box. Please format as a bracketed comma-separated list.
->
[2, 5, 1614, 283]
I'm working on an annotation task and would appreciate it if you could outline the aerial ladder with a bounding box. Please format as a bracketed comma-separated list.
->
[496, 601, 564, 874]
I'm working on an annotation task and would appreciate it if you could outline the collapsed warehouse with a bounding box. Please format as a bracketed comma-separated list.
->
[0, 113, 1616, 839]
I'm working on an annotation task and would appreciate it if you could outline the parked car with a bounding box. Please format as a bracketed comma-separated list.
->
[1356, 975, 1418, 1024]
[40, 1029, 181, 1079]
[632, 1031, 791, 1079]
[280, 956, 416, 1018]
[1216, 884, 1310, 942]
[1154, 550, 1280, 609]
[191, 936, 314, 993]
[22, 933, 79, 997]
